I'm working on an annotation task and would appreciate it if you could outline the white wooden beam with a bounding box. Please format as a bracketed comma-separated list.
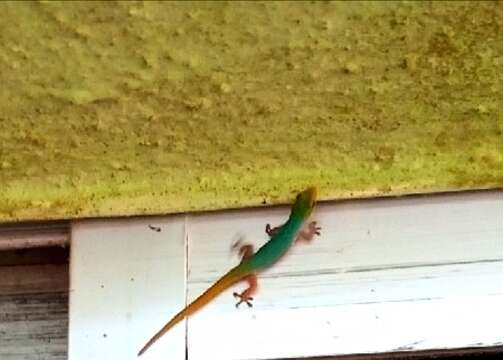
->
[68, 216, 186, 360]
[187, 191, 503, 359]
[68, 190, 503, 360]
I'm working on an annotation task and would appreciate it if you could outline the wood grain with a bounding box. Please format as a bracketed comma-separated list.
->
[0, 264, 68, 295]
[0, 292, 68, 360]
[0, 248, 69, 360]
[0, 222, 69, 250]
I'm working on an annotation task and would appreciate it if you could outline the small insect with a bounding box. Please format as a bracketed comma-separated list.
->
[148, 225, 161, 232]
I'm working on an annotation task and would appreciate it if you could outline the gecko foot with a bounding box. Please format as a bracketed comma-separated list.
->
[265, 223, 281, 237]
[309, 221, 322, 236]
[298, 221, 322, 242]
[233, 292, 254, 308]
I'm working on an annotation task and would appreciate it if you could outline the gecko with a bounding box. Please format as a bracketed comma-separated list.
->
[138, 186, 321, 356]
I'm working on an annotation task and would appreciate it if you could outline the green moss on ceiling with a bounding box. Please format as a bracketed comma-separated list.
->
[0, 1, 502, 222]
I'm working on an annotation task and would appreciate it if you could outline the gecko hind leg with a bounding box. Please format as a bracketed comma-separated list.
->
[233, 273, 257, 308]
[232, 241, 257, 307]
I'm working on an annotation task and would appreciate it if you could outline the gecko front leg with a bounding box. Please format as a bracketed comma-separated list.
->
[266, 221, 321, 242]
[265, 223, 282, 237]
[232, 241, 257, 308]
[297, 221, 321, 242]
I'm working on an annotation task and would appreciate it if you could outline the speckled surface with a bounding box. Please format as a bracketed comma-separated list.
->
[0, 1, 502, 222]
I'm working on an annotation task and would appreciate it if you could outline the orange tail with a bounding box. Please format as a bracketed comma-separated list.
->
[138, 266, 243, 356]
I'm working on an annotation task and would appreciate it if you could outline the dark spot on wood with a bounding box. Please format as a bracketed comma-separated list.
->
[148, 225, 161, 232]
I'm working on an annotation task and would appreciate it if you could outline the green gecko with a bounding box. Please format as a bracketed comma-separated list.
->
[138, 186, 320, 356]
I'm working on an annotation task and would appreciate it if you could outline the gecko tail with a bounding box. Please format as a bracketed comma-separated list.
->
[137, 266, 244, 357]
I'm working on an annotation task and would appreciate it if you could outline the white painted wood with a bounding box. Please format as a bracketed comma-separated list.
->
[187, 191, 503, 359]
[67, 191, 503, 359]
[69, 216, 186, 360]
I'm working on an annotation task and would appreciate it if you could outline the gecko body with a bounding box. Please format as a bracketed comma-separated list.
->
[138, 187, 319, 356]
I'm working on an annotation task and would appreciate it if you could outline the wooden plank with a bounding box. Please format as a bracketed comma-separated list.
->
[284, 345, 503, 359]
[0, 291, 68, 360]
[69, 216, 186, 360]
[0, 222, 69, 250]
[0, 247, 69, 360]
[0, 264, 68, 295]
[187, 191, 503, 360]
[0, 247, 69, 267]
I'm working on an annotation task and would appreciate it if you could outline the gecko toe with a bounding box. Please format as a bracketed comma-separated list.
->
[233, 293, 254, 308]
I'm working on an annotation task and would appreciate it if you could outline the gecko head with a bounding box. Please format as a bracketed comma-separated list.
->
[292, 186, 318, 219]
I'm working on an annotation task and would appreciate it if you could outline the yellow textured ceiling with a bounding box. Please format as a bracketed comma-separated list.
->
[0, 1, 502, 222]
